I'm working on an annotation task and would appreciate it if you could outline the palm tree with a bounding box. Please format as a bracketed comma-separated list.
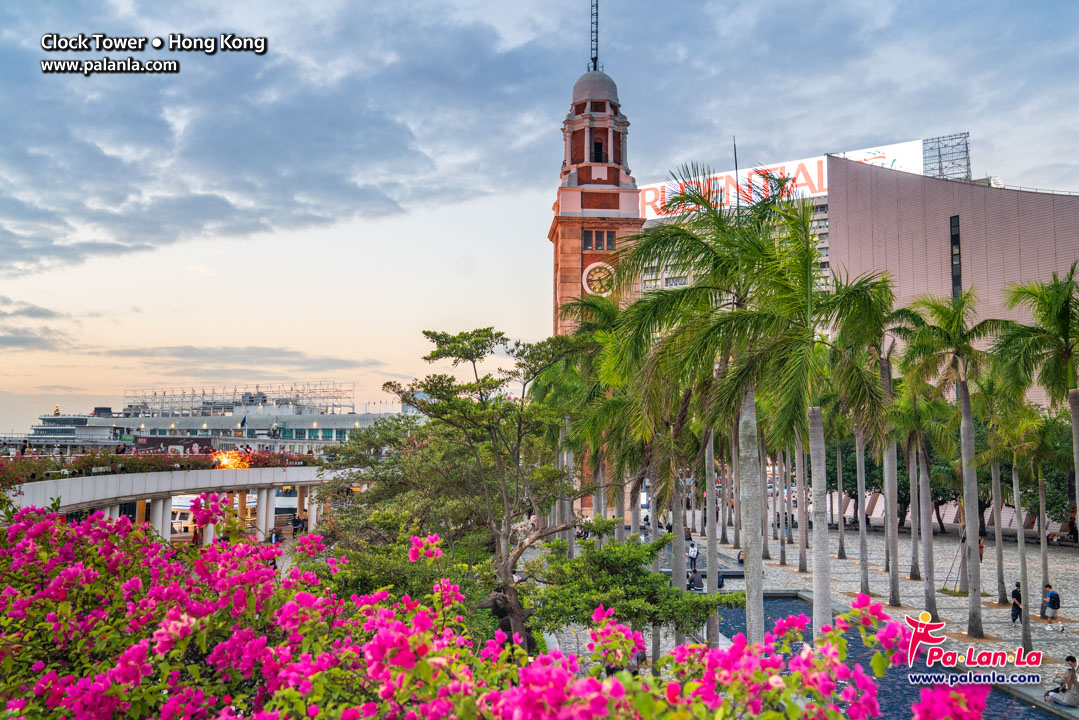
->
[893, 376, 956, 620]
[1015, 408, 1069, 593]
[1000, 403, 1049, 652]
[972, 366, 1020, 606]
[697, 197, 890, 636]
[610, 166, 794, 643]
[995, 263, 1079, 536]
[821, 379, 850, 560]
[830, 275, 919, 608]
[903, 289, 1001, 637]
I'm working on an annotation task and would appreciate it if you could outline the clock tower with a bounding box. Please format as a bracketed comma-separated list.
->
[548, 66, 644, 335]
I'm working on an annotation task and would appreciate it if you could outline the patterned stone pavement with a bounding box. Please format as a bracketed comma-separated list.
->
[522, 522, 1079, 714]
[689, 521, 1079, 713]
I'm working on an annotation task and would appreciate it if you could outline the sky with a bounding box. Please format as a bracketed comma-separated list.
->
[1, 0, 1077, 432]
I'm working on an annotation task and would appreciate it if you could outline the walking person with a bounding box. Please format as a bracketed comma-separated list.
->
[1045, 584, 1064, 632]
[978, 537, 985, 563]
[687, 542, 699, 572]
[1011, 582, 1023, 625]
[1046, 656, 1079, 707]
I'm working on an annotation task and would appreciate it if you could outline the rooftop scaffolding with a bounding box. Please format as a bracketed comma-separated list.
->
[122, 381, 356, 417]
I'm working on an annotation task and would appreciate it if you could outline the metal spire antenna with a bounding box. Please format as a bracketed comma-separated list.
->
[590, 0, 599, 71]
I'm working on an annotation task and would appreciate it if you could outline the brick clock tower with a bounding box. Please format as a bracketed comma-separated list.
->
[548, 68, 644, 335]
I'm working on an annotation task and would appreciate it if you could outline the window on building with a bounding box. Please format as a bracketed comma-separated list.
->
[606, 231, 616, 250]
[582, 230, 593, 251]
[819, 261, 830, 270]
[950, 215, 962, 298]
[664, 276, 688, 288]
[592, 141, 605, 163]
[295, 429, 306, 440]
[820, 247, 829, 258]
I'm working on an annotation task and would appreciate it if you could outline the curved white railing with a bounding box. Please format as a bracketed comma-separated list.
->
[12, 466, 323, 513]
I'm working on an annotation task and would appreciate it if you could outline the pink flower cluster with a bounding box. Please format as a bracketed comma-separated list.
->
[585, 605, 644, 668]
[408, 533, 443, 563]
[188, 492, 228, 528]
[0, 507, 988, 720]
[913, 684, 990, 720]
[296, 533, 326, 557]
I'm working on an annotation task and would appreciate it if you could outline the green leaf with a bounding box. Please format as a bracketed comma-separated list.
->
[632, 692, 656, 717]
[870, 650, 888, 677]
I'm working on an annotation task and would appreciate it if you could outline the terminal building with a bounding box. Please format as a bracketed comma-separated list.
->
[25, 382, 392, 454]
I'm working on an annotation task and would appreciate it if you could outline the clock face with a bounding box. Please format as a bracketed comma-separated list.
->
[583, 262, 614, 296]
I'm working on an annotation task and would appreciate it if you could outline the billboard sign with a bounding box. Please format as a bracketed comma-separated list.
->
[639, 139, 924, 219]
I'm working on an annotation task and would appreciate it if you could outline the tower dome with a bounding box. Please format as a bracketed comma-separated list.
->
[572, 70, 618, 104]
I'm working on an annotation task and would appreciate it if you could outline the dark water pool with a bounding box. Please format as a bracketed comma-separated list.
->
[715, 597, 1055, 720]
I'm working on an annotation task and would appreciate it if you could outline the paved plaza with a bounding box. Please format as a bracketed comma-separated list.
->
[523, 519, 1079, 714]
[695, 521, 1079, 712]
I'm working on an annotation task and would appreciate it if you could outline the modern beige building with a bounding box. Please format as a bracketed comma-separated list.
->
[827, 155, 1079, 324]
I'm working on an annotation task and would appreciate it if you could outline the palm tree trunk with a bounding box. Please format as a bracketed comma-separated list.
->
[705, 429, 719, 648]
[1013, 463, 1033, 652]
[772, 454, 779, 541]
[1039, 469, 1049, 590]
[759, 430, 770, 561]
[596, 459, 606, 550]
[809, 407, 832, 633]
[959, 503, 969, 594]
[837, 441, 847, 560]
[738, 383, 765, 643]
[885, 440, 900, 607]
[671, 473, 686, 646]
[958, 379, 984, 637]
[690, 488, 698, 535]
[785, 447, 793, 545]
[650, 458, 661, 676]
[920, 442, 939, 620]
[796, 433, 808, 573]
[566, 436, 577, 560]
[720, 456, 729, 545]
[732, 428, 741, 550]
[856, 427, 870, 595]
[630, 478, 641, 538]
[991, 462, 1006, 605]
[779, 450, 788, 566]
[1070, 389, 1079, 546]
[909, 445, 921, 581]
[614, 471, 626, 542]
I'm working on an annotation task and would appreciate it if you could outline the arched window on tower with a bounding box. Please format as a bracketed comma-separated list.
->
[592, 140, 606, 163]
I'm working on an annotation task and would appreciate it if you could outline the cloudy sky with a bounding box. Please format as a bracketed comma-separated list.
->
[0, 0, 1076, 431]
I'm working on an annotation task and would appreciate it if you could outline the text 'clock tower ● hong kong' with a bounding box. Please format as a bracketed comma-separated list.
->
[548, 25, 644, 336]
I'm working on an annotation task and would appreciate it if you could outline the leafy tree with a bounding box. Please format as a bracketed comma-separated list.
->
[380, 328, 587, 642]
[523, 533, 737, 642]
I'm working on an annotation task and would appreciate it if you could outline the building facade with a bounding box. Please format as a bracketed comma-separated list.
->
[827, 155, 1079, 324]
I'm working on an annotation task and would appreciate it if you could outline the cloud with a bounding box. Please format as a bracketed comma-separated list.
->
[0, 1, 569, 274]
[36, 384, 83, 392]
[0, 327, 63, 350]
[1, 0, 1077, 276]
[97, 344, 383, 376]
[0, 296, 63, 319]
